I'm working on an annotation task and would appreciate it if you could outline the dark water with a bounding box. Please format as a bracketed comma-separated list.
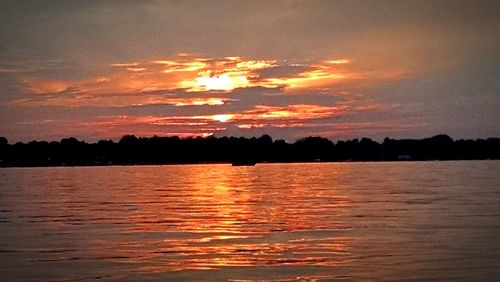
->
[0, 161, 499, 281]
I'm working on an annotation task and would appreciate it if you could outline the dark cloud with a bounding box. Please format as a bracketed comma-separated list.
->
[256, 65, 310, 79]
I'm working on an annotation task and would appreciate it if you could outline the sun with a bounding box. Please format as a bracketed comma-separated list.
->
[212, 114, 233, 122]
[195, 74, 249, 91]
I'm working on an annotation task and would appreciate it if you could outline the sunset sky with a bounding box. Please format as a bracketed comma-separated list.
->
[0, 0, 499, 142]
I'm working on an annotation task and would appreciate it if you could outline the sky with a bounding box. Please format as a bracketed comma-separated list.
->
[0, 0, 499, 142]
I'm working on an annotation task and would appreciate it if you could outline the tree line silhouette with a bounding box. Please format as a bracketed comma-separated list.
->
[0, 134, 499, 167]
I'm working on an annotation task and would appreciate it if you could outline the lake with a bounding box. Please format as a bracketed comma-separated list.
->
[0, 161, 499, 281]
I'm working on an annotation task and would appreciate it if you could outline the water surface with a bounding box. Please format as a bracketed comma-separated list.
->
[0, 161, 499, 281]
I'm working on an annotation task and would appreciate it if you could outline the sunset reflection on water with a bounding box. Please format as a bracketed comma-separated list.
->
[1, 162, 499, 280]
[88, 164, 353, 274]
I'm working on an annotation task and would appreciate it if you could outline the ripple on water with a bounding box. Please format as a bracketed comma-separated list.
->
[0, 161, 499, 281]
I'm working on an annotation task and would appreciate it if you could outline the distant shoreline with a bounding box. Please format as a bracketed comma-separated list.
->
[1, 134, 499, 168]
[2, 159, 500, 169]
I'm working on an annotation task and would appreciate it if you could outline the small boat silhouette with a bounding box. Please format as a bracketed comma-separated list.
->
[231, 160, 257, 166]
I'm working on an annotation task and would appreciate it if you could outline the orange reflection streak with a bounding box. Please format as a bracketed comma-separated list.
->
[22, 164, 354, 273]
[79, 164, 353, 272]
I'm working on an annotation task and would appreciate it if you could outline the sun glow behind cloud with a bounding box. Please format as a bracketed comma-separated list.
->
[76, 104, 352, 137]
[212, 114, 234, 123]
[194, 73, 249, 91]
[20, 54, 355, 97]
[9, 54, 400, 139]
[32, 100, 386, 141]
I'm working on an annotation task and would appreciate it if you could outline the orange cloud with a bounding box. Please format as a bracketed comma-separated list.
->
[66, 104, 347, 137]
[208, 104, 348, 130]
[260, 59, 355, 90]
[241, 104, 346, 120]
[11, 95, 233, 108]
[12, 55, 398, 139]
[21, 55, 355, 97]
[79, 115, 228, 139]
[8, 99, 387, 141]
[175, 57, 276, 91]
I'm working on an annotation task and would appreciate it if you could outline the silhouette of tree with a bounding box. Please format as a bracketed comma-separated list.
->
[0, 137, 8, 164]
[0, 137, 7, 146]
[294, 136, 334, 161]
[0, 134, 498, 167]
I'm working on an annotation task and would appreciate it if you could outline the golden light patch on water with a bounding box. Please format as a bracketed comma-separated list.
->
[75, 164, 354, 274]
[2, 162, 499, 280]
